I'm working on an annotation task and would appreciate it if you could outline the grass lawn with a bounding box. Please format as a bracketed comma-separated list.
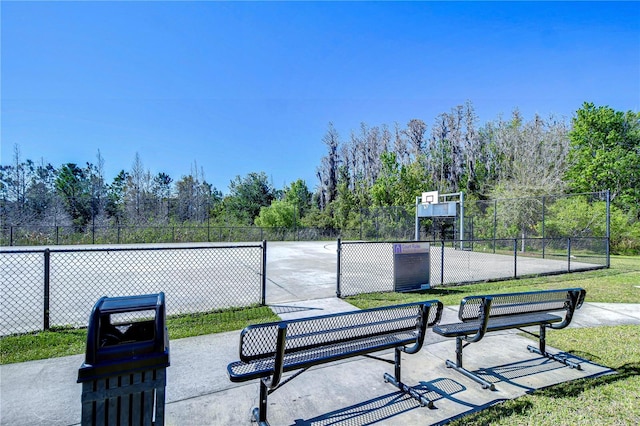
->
[346, 255, 640, 309]
[0, 305, 278, 364]
[448, 325, 640, 425]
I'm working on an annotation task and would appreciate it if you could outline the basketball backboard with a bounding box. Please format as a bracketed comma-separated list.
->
[421, 191, 439, 205]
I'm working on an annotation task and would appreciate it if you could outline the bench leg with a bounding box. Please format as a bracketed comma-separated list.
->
[252, 380, 271, 426]
[383, 348, 434, 408]
[445, 337, 496, 391]
[527, 325, 582, 370]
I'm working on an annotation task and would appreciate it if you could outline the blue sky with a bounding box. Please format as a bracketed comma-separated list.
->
[2, 1, 639, 194]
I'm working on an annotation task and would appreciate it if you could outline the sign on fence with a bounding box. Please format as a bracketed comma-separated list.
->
[393, 242, 430, 292]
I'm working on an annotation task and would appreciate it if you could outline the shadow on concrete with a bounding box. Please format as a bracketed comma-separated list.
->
[476, 355, 577, 392]
[269, 304, 324, 315]
[290, 378, 472, 425]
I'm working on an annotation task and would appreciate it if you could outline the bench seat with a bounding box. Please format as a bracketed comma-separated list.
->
[433, 312, 562, 338]
[229, 330, 419, 381]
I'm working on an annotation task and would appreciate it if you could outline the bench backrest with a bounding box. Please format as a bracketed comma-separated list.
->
[239, 300, 442, 362]
[458, 288, 586, 322]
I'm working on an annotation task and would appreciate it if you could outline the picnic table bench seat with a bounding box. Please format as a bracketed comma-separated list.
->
[433, 288, 586, 390]
[227, 300, 443, 425]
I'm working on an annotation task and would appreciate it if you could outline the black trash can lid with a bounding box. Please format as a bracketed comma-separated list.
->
[78, 292, 169, 382]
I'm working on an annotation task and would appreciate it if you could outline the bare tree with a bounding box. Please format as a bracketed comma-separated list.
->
[490, 110, 569, 196]
[429, 113, 450, 191]
[393, 122, 410, 166]
[317, 123, 341, 207]
[404, 119, 427, 160]
[126, 152, 152, 224]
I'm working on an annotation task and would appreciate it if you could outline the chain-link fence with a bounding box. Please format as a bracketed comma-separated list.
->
[337, 237, 608, 297]
[0, 243, 265, 336]
[1, 192, 611, 248]
[0, 224, 350, 246]
[461, 191, 610, 241]
[338, 241, 395, 297]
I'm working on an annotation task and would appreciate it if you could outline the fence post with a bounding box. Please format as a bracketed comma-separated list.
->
[493, 200, 497, 254]
[440, 240, 445, 285]
[56, 226, 60, 245]
[261, 240, 267, 305]
[567, 238, 571, 272]
[606, 189, 611, 268]
[336, 238, 342, 298]
[513, 239, 518, 279]
[10, 226, 14, 246]
[542, 196, 546, 259]
[44, 249, 51, 331]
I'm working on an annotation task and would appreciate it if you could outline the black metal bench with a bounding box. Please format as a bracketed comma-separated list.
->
[433, 288, 586, 390]
[227, 300, 443, 425]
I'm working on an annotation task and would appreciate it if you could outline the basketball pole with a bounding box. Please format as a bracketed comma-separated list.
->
[459, 191, 464, 250]
[415, 196, 420, 241]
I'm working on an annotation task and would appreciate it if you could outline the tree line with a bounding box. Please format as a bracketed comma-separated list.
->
[1, 102, 638, 250]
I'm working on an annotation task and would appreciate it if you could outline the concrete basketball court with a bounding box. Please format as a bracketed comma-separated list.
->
[265, 241, 603, 302]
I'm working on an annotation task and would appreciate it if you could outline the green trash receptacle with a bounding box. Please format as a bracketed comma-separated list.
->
[77, 292, 170, 426]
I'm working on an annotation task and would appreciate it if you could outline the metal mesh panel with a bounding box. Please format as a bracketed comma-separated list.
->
[570, 237, 609, 269]
[468, 191, 609, 242]
[436, 237, 606, 287]
[338, 237, 606, 297]
[240, 304, 422, 360]
[339, 242, 394, 297]
[0, 251, 44, 335]
[444, 239, 522, 284]
[460, 290, 573, 321]
[230, 332, 417, 379]
[0, 244, 264, 336]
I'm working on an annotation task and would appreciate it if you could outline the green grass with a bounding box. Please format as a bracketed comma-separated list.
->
[0, 327, 88, 364]
[346, 255, 640, 309]
[0, 305, 278, 365]
[448, 324, 640, 425]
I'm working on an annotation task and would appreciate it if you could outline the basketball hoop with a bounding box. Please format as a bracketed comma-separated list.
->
[421, 191, 439, 205]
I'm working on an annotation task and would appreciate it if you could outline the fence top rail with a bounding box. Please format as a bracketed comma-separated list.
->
[339, 236, 607, 245]
[0, 242, 265, 255]
[340, 240, 421, 245]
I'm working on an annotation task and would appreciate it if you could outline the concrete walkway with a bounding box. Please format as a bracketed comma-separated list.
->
[1, 301, 639, 426]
